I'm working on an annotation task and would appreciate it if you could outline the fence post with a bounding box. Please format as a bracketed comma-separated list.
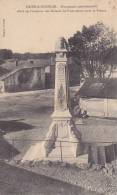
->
[60, 141, 63, 162]
[12, 138, 14, 161]
[113, 143, 116, 167]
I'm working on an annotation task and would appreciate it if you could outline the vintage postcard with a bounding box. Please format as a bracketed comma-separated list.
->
[0, 0, 117, 194]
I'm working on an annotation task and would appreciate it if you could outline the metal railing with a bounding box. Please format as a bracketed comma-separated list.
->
[0, 137, 117, 166]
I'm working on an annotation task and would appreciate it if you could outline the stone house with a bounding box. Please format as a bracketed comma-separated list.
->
[0, 64, 45, 93]
[78, 77, 117, 118]
[0, 57, 56, 93]
[0, 54, 80, 93]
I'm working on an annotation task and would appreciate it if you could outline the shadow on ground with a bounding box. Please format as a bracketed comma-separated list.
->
[0, 119, 34, 133]
[0, 120, 34, 160]
[0, 138, 19, 160]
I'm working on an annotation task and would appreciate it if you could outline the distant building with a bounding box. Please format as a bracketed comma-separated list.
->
[0, 65, 45, 93]
[0, 53, 80, 93]
[111, 65, 117, 78]
[78, 78, 117, 118]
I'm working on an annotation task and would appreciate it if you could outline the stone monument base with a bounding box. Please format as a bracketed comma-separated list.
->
[22, 111, 82, 162]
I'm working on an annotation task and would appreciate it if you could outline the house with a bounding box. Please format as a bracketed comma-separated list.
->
[0, 53, 80, 93]
[0, 64, 46, 93]
[78, 78, 117, 118]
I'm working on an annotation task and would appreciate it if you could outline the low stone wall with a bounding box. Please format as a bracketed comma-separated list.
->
[80, 98, 117, 118]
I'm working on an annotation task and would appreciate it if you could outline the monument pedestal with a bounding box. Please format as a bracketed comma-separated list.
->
[22, 110, 81, 162]
[44, 110, 81, 159]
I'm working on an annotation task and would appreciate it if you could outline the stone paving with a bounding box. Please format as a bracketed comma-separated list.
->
[10, 160, 117, 195]
[1, 161, 100, 195]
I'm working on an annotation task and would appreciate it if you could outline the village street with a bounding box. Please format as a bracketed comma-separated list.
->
[0, 89, 116, 194]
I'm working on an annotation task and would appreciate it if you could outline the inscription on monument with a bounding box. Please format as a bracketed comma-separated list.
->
[57, 84, 66, 110]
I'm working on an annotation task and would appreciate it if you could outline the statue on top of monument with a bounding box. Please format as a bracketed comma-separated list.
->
[55, 37, 68, 52]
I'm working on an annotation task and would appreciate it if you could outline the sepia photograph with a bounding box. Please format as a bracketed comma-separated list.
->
[0, 0, 117, 194]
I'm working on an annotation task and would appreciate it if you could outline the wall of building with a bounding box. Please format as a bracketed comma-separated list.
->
[0, 54, 81, 93]
[111, 69, 117, 78]
[3, 67, 45, 92]
[50, 65, 55, 88]
[0, 81, 5, 93]
[80, 98, 117, 118]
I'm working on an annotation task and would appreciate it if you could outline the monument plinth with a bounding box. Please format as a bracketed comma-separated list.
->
[22, 37, 81, 162]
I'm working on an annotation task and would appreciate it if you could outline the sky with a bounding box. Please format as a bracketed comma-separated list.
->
[0, 0, 117, 53]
